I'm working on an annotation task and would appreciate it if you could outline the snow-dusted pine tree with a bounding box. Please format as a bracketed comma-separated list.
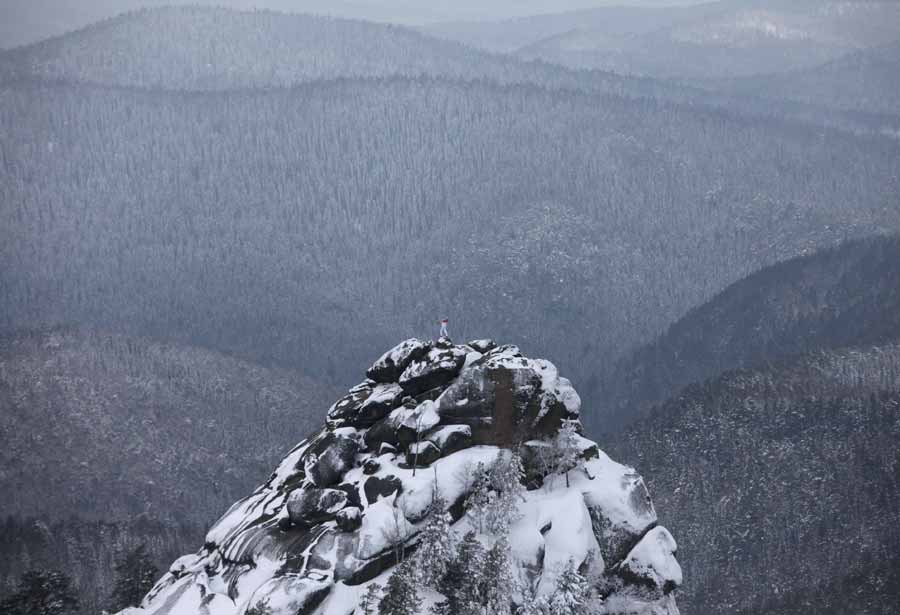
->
[108, 544, 159, 612]
[480, 537, 516, 615]
[486, 451, 526, 534]
[378, 562, 421, 615]
[548, 559, 590, 615]
[358, 583, 382, 615]
[414, 492, 455, 588]
[555, 419, 582, 488]
[465, 463, 494, 533]
[440, 531, 486, 615]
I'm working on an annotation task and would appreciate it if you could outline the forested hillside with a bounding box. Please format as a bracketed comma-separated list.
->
[0, 517, 200, 615]
[715, 41, 900, 117]
[0, 328, 336, 523]
[3, 78, 899, 430]
[597, 235, 900, 431]
[609, 341, 900, 615]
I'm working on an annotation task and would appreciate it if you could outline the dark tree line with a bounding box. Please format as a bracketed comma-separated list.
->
[0, 518, 176, 615]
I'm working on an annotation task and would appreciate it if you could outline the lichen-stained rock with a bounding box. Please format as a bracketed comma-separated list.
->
[303, 431, 359, 487]
[287, 488, 348, 526]
[122, 338, 680, 615]
[398, 345, 467, 395]
[617, 527, 683, 595]
[366, 338, 430, 383]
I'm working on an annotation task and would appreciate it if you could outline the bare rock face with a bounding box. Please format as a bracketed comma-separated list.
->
[125, 339, 681, 615]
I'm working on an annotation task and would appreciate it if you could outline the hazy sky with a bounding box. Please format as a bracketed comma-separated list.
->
[0, 0, 709, 49]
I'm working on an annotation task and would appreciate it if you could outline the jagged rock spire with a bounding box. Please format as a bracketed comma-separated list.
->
[123, 339, 681, 615]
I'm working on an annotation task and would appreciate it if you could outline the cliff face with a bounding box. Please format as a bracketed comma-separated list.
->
[123, 339, 680, 615]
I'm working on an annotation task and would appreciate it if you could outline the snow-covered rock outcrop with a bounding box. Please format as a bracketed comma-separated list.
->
[125, 338, 680, 615]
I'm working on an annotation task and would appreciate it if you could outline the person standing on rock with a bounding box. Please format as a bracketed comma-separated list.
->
[439, 318, 449, 338]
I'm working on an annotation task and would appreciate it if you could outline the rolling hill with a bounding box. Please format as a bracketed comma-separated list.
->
[715, 41, 900, 117]
[594, 235, 900, 432]
[0, 5, 628, 92]
[0, 327, 337, 524]
[599, 237, 900, 614]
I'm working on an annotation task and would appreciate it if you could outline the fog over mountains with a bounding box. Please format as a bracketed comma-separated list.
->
[1, 1, 898, 614]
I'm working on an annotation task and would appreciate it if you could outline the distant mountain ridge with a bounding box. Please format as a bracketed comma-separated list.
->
[0, 6, 624, 92]
[712, 40, 900, 117]
[429, 0, 900, 80]
[594, 235, 900, 432]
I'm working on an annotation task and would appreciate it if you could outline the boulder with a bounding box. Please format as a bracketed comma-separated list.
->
[326, 381, 374, 428]
[335, 507, 363, 532]
[399, 345, 467, 395]
[245, 575, 330, 615]
[287, 488, 348, 526]
[392, 401, 441, 450]
[363, 475, 403, 504]
[356, 383, 403, 425]
[336, 482, 362, 508]
[437, 350, 581, 445]
[406, 440, 441, 467]
[467, 339, 496, 353]
[583, 464, 658, 567]
[363, 417, 401, 451]
[362, 459, 381, 475]
[378, 443, 397, 456]
[427, 424, 472, 456]
[366, 339, 430, 383]
[616, 527, 683, 595]
[304, 433, 360, 487]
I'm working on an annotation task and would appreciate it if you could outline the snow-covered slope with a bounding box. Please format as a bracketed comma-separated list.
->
[120, 338, 681, 614]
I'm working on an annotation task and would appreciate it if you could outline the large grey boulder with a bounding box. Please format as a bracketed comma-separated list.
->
[366, 339, 430, 383]
[398, 345, 467, 395]
[426, 424, 472, 456]
[363, 475, 403, 504]
[616, 527, 683, 596]
[356, 383, 403, 425]
[326, 382, 374, 428]
[406, 440, 441, 467]
[304, 432, 360, 487]
[287, 488, 348, 526]
[437, 346, 581, 445]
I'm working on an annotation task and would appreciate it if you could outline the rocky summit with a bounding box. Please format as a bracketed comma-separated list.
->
[120, 339, 681, 615]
